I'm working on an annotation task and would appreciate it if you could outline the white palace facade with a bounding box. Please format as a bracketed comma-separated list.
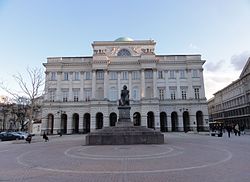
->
[41, 37, 209, 134]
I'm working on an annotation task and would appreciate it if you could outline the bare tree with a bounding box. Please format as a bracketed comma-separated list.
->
[0, 67, 44, 132]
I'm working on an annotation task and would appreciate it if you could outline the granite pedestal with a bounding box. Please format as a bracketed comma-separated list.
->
[85, 106, 164, 145]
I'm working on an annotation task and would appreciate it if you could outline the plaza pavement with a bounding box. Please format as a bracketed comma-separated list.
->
[0, 132, 250, 182]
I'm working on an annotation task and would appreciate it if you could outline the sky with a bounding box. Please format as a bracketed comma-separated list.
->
[0, 0, 250, 100]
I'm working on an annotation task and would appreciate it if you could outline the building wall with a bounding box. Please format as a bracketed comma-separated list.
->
[208, 58, 250, 129]
[42, 38, 209, 134]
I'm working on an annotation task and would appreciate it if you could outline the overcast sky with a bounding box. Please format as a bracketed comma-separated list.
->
[0, 0, 250, 99]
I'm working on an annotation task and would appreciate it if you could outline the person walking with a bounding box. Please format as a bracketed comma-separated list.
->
[43, 132, 49, 142]
[234, 124, 240, 136]
[26, 134, 32, 144]
[226, 125, 232, 138]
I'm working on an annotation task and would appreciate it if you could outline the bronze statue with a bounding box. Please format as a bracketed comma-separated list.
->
[119, 85, 129, 106]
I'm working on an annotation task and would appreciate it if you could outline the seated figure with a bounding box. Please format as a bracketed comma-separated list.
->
[119, 85, 130, 106]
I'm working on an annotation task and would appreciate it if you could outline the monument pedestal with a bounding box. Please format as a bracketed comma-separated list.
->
[86, 106, 164, 145]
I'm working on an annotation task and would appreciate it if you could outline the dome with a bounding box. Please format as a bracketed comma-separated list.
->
[115, 37, 134, 42]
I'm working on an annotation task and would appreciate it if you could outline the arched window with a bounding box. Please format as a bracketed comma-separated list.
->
[117, 49, 131, 56]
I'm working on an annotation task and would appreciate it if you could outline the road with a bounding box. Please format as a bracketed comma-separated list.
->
[0, 132, 249, 182]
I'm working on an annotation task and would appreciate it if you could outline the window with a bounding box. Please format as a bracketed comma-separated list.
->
[84, 89, 91, 101]
[74, 72, 80, 81]
[145, 69, 153, 79]
[159, 88, 165, 100]
[158, 71, 164, 79]
[62, 90, 69, 102]
[181, 89, 187, 100]
[109, 71, 117, 80]
[117, 49, 131, 56]
[48, 89, 56, 102]
[180, 70, 186, 78]
[73, 89, 79, 102]
[192, 70, 199, 78]
[85, 72, 91, 80]
[63, 72, 69, 81]
[51, 72, 56, 81]
[132, 87, 139, 100]
[96, 70, 104, 80]
[132, 71, 140, 80]
[170, 89, 176, 100]
[121, 71, 128, 80]
[169, 70, 175, 79]
[109, 87, 118, 101]
[194, 88, 200, 99]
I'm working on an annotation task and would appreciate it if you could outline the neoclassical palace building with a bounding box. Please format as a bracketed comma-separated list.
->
[41, 37, 209, 134]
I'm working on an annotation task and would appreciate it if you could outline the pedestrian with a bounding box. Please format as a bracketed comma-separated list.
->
[226, 125, 232, 138]
[234, 124, 240, 136]
[26, 134, 32, 144]
[43, 132, 49, 142]
[240, 124, 245, 135]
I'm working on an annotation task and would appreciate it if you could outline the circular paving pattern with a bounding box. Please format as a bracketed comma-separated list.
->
[16, 142, 232, 174]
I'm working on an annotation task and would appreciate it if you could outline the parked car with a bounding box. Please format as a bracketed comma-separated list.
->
[0, 132, 22, 141]
[14, 131, 29, 139]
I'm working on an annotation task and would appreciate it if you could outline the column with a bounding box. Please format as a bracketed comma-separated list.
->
[128, 71, 132, 92]
[117, 72, 121, 99]
[91, 70, 96, 99]
[141, 69, 145, 98]
[155, 114, 160, 131]
[80, 71, 84, 101]
[187, 69, 192, 99]
[56, 72, 62, 101]
[69, 72, 73, 101]
[200, 69, 205, 99]
[53, 115, 61, 134]
[178, 111, 184, 131]
[67, 112, 72, 134]
[165, 71, 169, 99]
[167, 115, 172, 131]
[176, 71, 180, 99]
[153, 69, 157, 98]
[104, 70, 108, 99]
[79, 115, 83, 133]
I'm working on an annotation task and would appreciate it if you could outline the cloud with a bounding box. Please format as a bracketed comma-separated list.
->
[204, 59, 226, 72]
[188, 43, 199, 50]
[230, 51, 250, 71]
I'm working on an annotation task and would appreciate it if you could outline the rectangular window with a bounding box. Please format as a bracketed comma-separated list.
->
[170, 89, 176, 100]
[169, 70, 175, 79]
[85, 72, 91, 80]
[96, 70, 104, 80]
[132, 87, 139, 100]
[159, 88, 165, 100]
[63, 72, 69, 81]
[122, 71, 128, 80]
[181, 89, 187, 100]
[145, 69, 153, 79]
[84, 89, 91, 101]
[194, 88, 200, 99]
[192, 70, 199, 78]
[51, 72, 56, 81]
[158, 71, 164, 79]
[109, 87, 118, 101]
[73, 89, 79, 102]
[180, 70, 185, 78]
[109, 71, 117, 80]
[132, 71, 140, 80]
[48, 89, 56, 102]
[74, 72, 80, 80]
[62, 91, 69, 102]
